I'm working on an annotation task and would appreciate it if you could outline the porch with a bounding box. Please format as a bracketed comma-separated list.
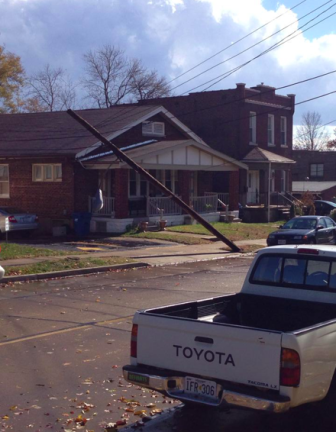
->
[239, 147, 296, 221]
[81, 138, 247, 233]
[88, 193, 224, 232]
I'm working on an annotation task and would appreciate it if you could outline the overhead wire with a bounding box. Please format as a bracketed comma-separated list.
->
[171, 0, 334, 92]
[166, 0, 308, 85]
[187, 3, 336, 93]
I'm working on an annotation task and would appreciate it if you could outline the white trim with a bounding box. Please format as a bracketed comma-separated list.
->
[82, 139, 248, 171]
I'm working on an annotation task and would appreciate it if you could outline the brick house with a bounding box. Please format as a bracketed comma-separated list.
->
[0, 105, 246, 233]
[292, 150, 336, 201]
[140, 83, 296, 208]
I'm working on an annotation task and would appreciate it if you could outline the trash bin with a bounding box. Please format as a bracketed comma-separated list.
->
[73, 212, 92, 237]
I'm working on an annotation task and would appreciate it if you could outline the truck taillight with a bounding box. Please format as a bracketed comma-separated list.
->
[8, 215, 17, 223]
[280, 348, 300, 387]
[131, 324, 138, 358]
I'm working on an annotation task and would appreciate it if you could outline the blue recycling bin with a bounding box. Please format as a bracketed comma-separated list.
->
[73, 212, 92, 237]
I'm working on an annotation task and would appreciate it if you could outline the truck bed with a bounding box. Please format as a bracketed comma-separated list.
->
[145, 293, 336, 333]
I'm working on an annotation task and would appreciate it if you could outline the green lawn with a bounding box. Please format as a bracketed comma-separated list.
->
[3, 257, 132, 276]
[167, 222, 283, 241]
[0, 242, 83, 261]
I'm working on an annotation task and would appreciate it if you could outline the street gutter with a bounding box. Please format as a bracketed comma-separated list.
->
[1, 262, 149, 283]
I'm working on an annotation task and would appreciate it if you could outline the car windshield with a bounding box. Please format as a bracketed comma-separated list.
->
[0, 207, 26, 214]
[282, 218, 317, 230]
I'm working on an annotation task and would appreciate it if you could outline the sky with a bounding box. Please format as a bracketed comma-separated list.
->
[0, 0, 335, 131]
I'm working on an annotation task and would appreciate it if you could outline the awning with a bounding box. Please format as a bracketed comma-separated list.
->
[241, 147, 296, 170]
[80, 139, 248, 172]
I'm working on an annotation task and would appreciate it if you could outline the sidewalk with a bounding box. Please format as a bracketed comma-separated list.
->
[1, 237, 267, 268]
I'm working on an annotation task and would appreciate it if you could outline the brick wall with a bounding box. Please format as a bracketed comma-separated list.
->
[141, 84, 294, 161]
[0, 158, 98, 232]
[292, 150, 336, 181]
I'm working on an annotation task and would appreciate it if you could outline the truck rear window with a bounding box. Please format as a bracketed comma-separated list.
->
[251, 254, 336, 291]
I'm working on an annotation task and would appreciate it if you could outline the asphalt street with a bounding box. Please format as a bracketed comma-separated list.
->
[0, 257, 334, 432]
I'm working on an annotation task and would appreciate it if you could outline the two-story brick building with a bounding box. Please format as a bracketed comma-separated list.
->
[292, 150, 336, 200]
[140, 83, 296, 209]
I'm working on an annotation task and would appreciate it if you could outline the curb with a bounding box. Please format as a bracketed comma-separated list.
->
[1, 262, 150, 283]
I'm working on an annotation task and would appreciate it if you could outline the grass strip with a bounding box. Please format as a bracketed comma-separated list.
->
[0, 242, 84, 261]
[3, 257, 132, 276]
[167, 222, 283, 241]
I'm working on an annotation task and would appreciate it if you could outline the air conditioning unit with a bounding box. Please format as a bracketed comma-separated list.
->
[142, 121, 165, 137]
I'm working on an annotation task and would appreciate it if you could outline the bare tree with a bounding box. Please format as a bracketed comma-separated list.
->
[130, 68, 171, 100]
[82, 45, 171, 107]
[27, 64, 77, 112]
[327, 128, 336, 149]
[294, 111, 329, 151]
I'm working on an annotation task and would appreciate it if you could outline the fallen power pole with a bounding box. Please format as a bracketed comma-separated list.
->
[67, 109, 241, 252]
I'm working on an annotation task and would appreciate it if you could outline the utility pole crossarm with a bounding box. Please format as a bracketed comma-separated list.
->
[67, 109, 241, 252]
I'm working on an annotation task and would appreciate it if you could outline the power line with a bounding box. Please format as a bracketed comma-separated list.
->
[187, 3, 336, 93]
[167, 0, 307, 85]
[65, 2, 336, 137]
[171, 0, 334, 93]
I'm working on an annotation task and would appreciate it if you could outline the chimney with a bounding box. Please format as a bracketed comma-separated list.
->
[236, 83, 246, 99]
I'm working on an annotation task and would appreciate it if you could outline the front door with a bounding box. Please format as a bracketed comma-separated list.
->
[247, 171, 259, 204]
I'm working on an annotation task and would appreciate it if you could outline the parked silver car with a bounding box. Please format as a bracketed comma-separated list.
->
[0, 207, 38, 235]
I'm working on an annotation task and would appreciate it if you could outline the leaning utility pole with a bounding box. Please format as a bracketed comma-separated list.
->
[67, 109, 241, 252]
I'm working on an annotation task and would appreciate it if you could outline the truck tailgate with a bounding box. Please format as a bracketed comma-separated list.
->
[136, 314, 282, 390]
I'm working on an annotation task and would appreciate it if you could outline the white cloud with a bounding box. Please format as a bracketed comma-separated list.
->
[0, 0, 335, 126]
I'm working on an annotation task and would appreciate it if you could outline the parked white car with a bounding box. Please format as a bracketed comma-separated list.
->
[0, 207, 38, 236]
[123, 245, 336, 413]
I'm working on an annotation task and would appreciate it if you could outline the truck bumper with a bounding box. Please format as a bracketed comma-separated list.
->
[123, 365, 291, 413]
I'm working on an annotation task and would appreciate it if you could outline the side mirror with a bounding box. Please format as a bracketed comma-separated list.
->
[278, 225, 283, 229]
[316, 225, 324, 231]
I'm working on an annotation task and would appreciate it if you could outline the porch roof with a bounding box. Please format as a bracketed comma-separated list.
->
[81, 139, 247, 171]
[241, 147, 296, 164]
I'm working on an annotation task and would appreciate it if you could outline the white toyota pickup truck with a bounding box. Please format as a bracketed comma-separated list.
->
[123, 245, 336, 413]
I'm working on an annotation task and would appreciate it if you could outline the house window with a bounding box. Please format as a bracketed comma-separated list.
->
[280, 117, 287, 146]
[268, 115, 274, 146]
[32, 164, 62, 182]
[0, 165, 9, 198]
[249, 112, 257, 144]
[142, 121, 165, 137]
[129, 171, 148, 197]
[310, 164, 324, 178]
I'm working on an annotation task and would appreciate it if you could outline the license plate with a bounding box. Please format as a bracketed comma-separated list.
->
[128, 372, 149, 386]
[184, 376, 217, 399]
[278, 240, 286, 245]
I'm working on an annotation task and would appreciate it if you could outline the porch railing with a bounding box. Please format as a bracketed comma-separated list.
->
[148, 196, 183, 217]
[205, 192, 229, 204]
[192, 194, 218, 213]
[89, 196, 115, 217]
